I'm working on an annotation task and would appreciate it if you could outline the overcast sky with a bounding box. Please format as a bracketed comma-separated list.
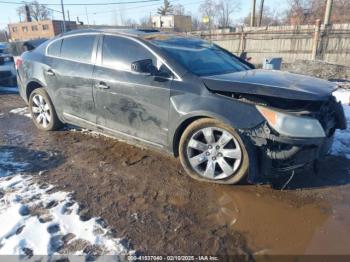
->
[0, 0, 289, 29]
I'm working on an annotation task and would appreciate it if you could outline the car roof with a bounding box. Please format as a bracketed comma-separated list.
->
[59, 28, 185, 41]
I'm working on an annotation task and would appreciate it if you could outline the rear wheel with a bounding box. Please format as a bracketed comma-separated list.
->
[179, 118, 249, 184]
[29, 88, 62, 131]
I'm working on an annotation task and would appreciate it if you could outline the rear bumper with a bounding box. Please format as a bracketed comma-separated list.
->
[17, 75, 28, 103]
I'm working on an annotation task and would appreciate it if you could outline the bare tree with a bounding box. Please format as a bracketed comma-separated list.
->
[173, 4, 185, 16]
[331, 0, 350, 23]
[191, 15, 206, 31]
[139, 15, 152, 27]
[124, 18, 138, 28]
[17, 1, 51, 21]
[283, 0, 350, 25]
[243, 5, 282, 26]
[216, 0, 240, 28]
[157, 0, 174, 15]
[284, 0, 314, 25]
[199, 0, 217, 29]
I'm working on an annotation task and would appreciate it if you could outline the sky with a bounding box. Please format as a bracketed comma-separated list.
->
[0, 0, 289, 29]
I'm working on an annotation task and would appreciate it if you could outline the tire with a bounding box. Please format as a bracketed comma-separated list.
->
[29, 88, 62, 131]
[179, 118, 249, 184]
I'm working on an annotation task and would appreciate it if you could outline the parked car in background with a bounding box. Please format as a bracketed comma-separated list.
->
[0, 43, 16, 86]
[16, 29, 347, 184]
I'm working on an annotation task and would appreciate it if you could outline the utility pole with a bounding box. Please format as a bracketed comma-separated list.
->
[67, 10, 70, 21]
[60, 0, 66, 32]
[25, 4, 32, 22]
[250, 0, 256, 27]
[258, 0, 264, 27]
[85, 7, 90, 27]
[324, 0, 333, 25]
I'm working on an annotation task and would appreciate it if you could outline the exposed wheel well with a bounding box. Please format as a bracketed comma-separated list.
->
[173, 116, 210, 157]
[26, 81, 43, 101]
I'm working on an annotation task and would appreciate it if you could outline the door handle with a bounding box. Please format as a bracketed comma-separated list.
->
[95, 82, 110, 89]
[46, 69, 55, 76]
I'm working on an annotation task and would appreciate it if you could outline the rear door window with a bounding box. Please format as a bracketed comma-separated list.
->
[102, 35, 156, 71]
[47, 39, 62, 57]
[60, 35, 96, 63]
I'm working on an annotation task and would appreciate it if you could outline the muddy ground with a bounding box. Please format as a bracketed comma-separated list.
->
[1, 88, 350, 257]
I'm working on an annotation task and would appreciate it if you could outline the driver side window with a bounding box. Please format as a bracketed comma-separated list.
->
[102, 35, 156, 71]
[102, 35, 173, 78]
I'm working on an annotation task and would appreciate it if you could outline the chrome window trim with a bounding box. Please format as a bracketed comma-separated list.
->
[45, 32, 182, 82]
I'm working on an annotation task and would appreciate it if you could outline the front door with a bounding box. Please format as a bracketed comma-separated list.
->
[92, 35, 173, 146]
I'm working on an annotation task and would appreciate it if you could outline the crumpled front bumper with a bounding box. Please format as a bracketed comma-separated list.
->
[243, 100, 346, 180]
[257, 131, 334, 178]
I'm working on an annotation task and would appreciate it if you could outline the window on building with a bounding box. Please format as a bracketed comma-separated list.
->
[22, 26, 28, 32]
[42, 24, 49, 30]
[47, 39, 62, 57]
[32, 25, 38, 31]
[102, 35, 156, 71]
[12, 27, 17, 32]
[60, 35, 96, 63]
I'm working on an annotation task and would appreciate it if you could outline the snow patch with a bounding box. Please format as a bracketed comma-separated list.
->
[0, 174, 132, 257]
[333, 88, 350, 105]
[9, 107, 31, 118]
[331, 105, 350, 159]
[0, 149, 28, 178]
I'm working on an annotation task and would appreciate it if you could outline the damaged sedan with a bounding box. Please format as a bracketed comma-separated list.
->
[16, 29, 347, 184]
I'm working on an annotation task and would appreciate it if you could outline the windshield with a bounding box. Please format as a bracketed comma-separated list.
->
[151, 37, 250, 76]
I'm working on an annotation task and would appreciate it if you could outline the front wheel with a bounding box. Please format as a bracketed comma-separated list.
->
[29, 88, 62, 131]
[179, 118, 249, 184]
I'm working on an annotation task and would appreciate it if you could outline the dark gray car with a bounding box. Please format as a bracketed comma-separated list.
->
[17, 29, 346, 184]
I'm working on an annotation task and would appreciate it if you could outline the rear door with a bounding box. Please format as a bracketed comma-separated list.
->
[92, 35, 173, 146]
[45, 34, 98, 123]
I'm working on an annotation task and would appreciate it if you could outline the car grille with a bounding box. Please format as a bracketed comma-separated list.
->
[0, 71, 12, 78]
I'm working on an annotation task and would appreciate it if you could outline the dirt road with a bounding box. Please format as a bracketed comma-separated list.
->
[1, 88, 350, 256]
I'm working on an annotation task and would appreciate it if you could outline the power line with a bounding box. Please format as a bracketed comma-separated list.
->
[72, 0, 205, 17]
[0, 0, 162, 6]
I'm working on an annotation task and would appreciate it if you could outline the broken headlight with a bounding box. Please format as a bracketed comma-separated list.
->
[256, 105, 326, 138]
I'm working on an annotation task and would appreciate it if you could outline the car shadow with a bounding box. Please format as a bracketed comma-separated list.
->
[269, 155, 350, 190]
[0, 145, 64, 177]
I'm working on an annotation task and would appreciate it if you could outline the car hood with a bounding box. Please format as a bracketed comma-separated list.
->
[201, 69, 337, 101]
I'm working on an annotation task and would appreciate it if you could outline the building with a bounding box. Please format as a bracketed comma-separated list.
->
[0, 30, 8, 42]
[8, 20, 77, 41]
[151, 15, 192, 32]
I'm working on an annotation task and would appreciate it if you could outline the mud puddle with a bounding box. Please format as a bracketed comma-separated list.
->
[208, 184, 350, 255]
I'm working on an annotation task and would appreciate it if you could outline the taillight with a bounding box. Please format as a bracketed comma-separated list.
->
[15, 57, 23, 69]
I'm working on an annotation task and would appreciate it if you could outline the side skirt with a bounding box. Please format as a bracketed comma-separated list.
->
[62, 112, 171, 153]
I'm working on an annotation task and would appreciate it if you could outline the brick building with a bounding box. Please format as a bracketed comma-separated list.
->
[8, 20, 77, 41]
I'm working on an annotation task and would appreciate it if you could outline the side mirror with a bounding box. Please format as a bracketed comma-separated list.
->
[131, 59, 157, 76]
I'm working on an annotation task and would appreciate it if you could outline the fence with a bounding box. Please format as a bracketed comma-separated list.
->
[195, 23, 350, 67]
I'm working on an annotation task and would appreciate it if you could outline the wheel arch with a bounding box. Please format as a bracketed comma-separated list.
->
[172, 112, 234, 157]
[25, 79, 46, 101]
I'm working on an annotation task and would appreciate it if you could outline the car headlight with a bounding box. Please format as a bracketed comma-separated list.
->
[256, 105, 326, 138]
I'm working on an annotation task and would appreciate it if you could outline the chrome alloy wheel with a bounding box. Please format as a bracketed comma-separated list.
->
[186, 127, 242, 180]
[31, 94, 51, 128]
